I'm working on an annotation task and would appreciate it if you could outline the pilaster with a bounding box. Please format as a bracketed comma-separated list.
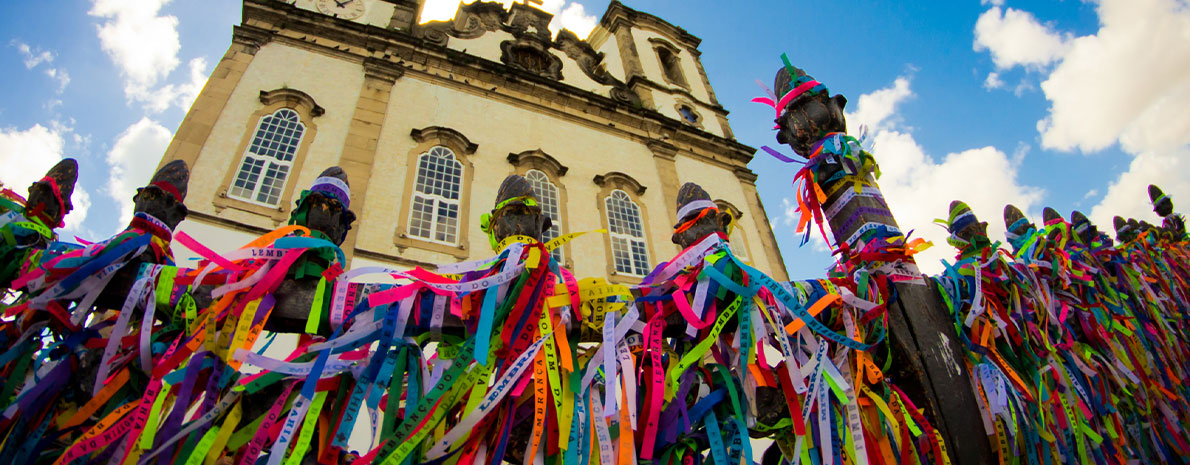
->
[336, 57, 405, 265]
[648, 140, 681, 225]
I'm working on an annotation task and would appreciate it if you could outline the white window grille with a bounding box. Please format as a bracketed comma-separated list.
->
[228, 108, 304, 206]
[408, 146, 463, 245]
[605, 189, 649, 276]
[526, 170, 563, 263]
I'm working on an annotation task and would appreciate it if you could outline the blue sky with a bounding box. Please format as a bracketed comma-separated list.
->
[1, 0, 1186, 279]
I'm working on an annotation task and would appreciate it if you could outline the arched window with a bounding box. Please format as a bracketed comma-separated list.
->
[605, 189, 649, 276]
[408, 146, 463, 245]
[651, 39, 688, 88]
[228, 108, 304, 206]
[526, 169, 563, 262]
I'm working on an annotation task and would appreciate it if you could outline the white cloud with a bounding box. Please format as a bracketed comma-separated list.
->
[106, 118, 173, 227]
[11, 40, 71, 94]
[138, 57, 210, 113]
[0, 124, 92, 233]
[89, 0, 206, 112]
[549, 2, 597, 38]
[420, 0, 598, 38]
[1089, 148, 1189, 228]
[44, 68, 71, 94]
[974, 7, 1069, 70]
[12, 41, 54, 69]
[1036, 0, 1190, 155]
[845, 77, 1045, 273]
[89, 0, 180, 93]
[981, 0, 1004, 5]
[983, 72, 1004, 90]
[780, 197, 797, 228]
[847, 77, 912, 133]
[972, 0, 1190, 230]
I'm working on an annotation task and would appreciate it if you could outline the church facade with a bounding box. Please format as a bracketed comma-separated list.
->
[159, 0, 789, 281]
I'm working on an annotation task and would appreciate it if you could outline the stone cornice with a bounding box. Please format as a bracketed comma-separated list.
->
[599, 1, 701, 50]
[627, 75, 726, 115]
[363, 56, 405, 82]
[232, 25, 272, 54]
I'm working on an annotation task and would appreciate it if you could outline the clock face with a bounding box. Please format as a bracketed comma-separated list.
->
[315, 0, 366, 20]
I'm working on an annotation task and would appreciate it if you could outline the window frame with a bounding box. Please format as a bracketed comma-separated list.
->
[605, 190, 650, 277]
[507, 149, 572, 269]
[525, 170, 565, 263]
[672, 97, 705, 130]
[226, 108, 305, 208]
[215, 89, 323, 222]
[393, 126, 477, 260]
[593, 171, 655, 284]
[649, 38, 689, 89]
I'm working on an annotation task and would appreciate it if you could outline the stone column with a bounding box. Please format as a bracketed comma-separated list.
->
[647, 140, 681, 225]
[336, 57, 405, 265]
[814, 156, 994, 464]
[157, 26, 271, 171]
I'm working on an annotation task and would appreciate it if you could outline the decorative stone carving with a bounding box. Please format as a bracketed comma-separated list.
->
[0, 159, 78, 288]
[416, 1, 507, 46]
[1149, 184, 1187, 240]
[555, 30, 620, 86]
[507, 2, 553, 43]
[500, 36, 563, 80]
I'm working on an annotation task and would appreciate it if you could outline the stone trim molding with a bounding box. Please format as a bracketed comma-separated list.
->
[507, 149, 568, 177]
[733, 167, 759, 184]
[258, 88, 325, 117]
[593, 171, 646, 197]
[409, 126, 478, 155]
[714, 199, 743, 221]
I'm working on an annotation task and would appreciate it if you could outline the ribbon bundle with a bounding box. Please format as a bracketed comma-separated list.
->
[0, 203, 960, 465]
[936, 216, 1190, 464]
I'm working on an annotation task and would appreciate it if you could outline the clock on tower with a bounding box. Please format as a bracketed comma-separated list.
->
[315, 0, 366, 20]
